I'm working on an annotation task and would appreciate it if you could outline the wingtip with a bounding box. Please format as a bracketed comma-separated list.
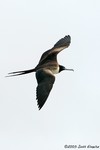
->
[36, 98, 43, 110]
[65, 35, 71, 41]
[37, 104, 42, 110]
[53, 35, 71, 49]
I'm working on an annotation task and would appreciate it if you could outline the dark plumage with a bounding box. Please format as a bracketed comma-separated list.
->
[7, 35, 74, 110]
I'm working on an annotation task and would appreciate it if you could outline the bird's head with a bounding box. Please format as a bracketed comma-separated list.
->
[59, 65, 74, 72]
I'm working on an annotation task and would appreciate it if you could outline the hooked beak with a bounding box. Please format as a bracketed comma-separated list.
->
[65, 68, 74, 71]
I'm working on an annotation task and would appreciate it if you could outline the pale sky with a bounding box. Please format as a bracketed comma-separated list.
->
[0, 0, 100, 150]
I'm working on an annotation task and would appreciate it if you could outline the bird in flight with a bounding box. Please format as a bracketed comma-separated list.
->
[7, 35, 74, 110]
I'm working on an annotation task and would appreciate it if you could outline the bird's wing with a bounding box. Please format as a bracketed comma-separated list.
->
[36, 69, 55, 110]
[53, 35, 71, 50]
[38, 35, 71, 64]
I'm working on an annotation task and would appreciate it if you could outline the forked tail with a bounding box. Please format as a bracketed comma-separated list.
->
[6, 68, 35, 77]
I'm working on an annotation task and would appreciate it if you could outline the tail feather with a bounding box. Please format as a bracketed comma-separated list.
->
[6, 68, 35, 77]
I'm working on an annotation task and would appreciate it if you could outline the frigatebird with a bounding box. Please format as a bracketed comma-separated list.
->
[7, 35, 74, 110]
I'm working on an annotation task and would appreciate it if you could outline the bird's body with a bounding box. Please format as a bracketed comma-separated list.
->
[7, 35, 74, 110]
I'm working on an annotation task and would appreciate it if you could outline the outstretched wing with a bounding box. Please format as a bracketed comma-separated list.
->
[53, 35, 71, 49]
[36, 69, 55, 110]
[38, 35, 71, 64]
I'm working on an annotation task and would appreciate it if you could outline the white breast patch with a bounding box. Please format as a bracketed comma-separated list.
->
[51, 66, 59, 74]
